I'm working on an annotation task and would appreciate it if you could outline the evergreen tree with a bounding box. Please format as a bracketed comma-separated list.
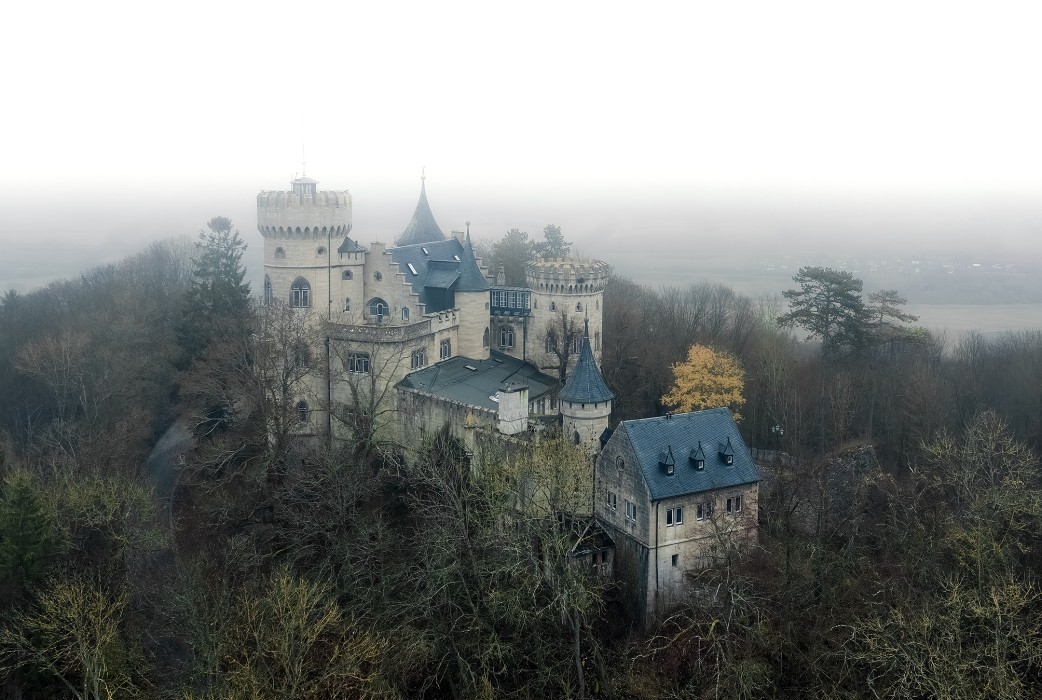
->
[176, 217, 251, 368]
[536, 224, 572, 258]
[0, 470, 60, 597]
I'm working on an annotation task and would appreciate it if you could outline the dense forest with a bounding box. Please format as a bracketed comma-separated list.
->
[1, 221, 1041, 698]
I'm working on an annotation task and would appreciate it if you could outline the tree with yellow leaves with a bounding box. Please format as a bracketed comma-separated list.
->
[661, 345, 745, 421]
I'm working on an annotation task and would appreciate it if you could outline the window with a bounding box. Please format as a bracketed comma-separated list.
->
[374, 271, 383, 281]
[274, 247, 286, 259]
[439, 339, 451, 359]
[346, 352, 370, 374]
[411, 348, 426, 369]
[402, 307, 410, 321]
[482, 327, 490, 349]
[407, 262, 418, 275]
[263, 276, 272, 306]
[726, 454, 734, 465]
[696, 501, 713, 521]
[500, 325, 514, 348]
[550, 301, 556, 312]
[342, 270, 353, 280]
[545, 335, 557, 353]
[291, 278, 310, 308]
[671, 554, 678, 567]
[727, 495, 743, 514]
[570, 335, 581, 353]
[576, 302, 582, 312]
[625, 501, 637, 522]
[293, 345, 310, 369]
[594, 331, 600, 351]
[344, 297, 351, 313]
[616, 456, 624, 473]
[605, 489, 618, 512]
[296, 401, 309, 424]
[317, 246, 326, 256]
[666, 507, 683, 526]
[368, 298, 388, 320]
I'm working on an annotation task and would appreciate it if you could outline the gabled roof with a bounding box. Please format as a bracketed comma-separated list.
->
[616, 407, 759, 501]
[398, 351, 557, 411]
[396, 180, 446, 246]
[559, 319, 613, 404]
[390, 238, 489, 311]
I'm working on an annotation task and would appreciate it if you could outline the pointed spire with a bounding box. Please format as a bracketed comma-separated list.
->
[560, 321, 613, 404]
[396, 173, 446, 246]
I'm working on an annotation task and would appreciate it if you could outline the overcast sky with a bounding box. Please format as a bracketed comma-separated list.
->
[3, 0, 1041, 290]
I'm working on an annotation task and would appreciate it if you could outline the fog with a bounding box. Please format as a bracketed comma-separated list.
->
[4, 0, 1041, 315]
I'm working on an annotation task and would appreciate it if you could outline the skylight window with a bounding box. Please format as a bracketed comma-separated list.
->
[421, 247, 429, 255]
[407, 262, 418, 275]
[453, 255, 461, 261]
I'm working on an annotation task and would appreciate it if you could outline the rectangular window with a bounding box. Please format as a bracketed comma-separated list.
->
[625, 501, 637, 522]
[439, 339, 451, 359]
[696, 501, 713, 521]
[666, 507, 683, 526]
[727, 495, 743, 514]
[346, 352, 370, 374]
[605, 489, 617, 512]
[671, 554, 678, 567]
[410, 348, 426, 369]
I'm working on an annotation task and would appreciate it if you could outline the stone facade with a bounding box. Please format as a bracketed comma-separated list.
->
[595, 410, 760, 623]
[258, 175, 608, 452]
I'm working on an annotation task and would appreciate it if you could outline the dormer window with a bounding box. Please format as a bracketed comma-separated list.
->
[718, 437, 735, 466]
[690, 441, 707, 471]
[658, 446, 676, 476]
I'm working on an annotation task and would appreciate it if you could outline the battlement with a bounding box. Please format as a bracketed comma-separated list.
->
[525, 258, 611, 292]
[257, 189, 353, 238]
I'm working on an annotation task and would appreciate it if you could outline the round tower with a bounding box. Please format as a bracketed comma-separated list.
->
[453, 228, 492, 360]
[525, 258, 610, 373]
[258, 176, 356, 321]
[559, 319, 613, 451]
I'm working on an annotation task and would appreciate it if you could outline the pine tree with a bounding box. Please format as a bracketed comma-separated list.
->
[176, 217, 251, 368]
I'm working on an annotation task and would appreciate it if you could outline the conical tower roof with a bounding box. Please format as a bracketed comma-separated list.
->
[396, 178, 446, 246]
[456, 231, 490, 291]
[560, 319, 614, 403]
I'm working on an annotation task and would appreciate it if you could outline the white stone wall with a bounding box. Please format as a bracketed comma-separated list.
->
[455, 290, 491, 360]
[562, 399, 611, 449]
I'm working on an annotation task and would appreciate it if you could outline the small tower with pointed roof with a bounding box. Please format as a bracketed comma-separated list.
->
[559, 318, 614, 450]
[396, 173, 447, 246]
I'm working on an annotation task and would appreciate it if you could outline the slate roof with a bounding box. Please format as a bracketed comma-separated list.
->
[337, 236, 365, 254]
[396, 180, 446, 246]
[457, 234, 491, 292]
[559, 320, 613, 404]
[617, 407, 760, 501]
[390, 237, 490, 311]
[398, 351, 557, 412]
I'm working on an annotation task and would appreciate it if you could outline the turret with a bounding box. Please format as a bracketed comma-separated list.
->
[454, 227, 492, 360]
[525, 257, 610, 373]
[559, 318, 613, 451]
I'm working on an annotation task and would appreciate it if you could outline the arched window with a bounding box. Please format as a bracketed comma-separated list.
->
[402, 307, 410, 321]
[291, 278, 311, 308]
[344, 297, 351, 313]
[573, 430, 581, 445]
[500, 325, 514, 348]
[342, 269, 353, 280]
[296, 401, 310, 424]
[575, 302, 583, 313]
[263, 276, 272, 306]
[483, 327, 490, 349]
[368, 298, 388, 320]
[550, 301, 556, 312]
[274, 247, 286, 259]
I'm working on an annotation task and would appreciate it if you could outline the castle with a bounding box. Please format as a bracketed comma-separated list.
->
[257, 173, 760, 623]
[258, 174, 613, 451]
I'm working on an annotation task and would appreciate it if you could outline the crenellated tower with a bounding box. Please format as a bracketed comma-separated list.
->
[524, 258, 610, 375]
[259, 176, 361, 322]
